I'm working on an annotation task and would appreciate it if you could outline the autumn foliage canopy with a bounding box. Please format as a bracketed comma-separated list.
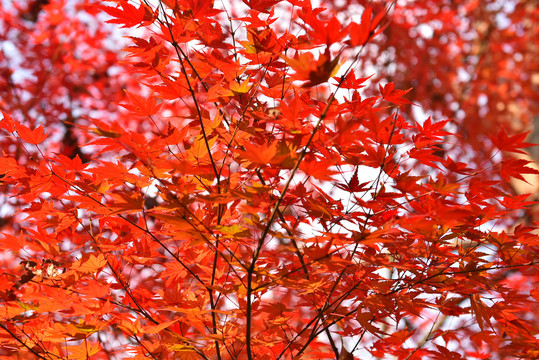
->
[0, 0, 538, 359]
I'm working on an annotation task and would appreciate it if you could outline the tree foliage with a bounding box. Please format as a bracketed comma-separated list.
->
[0, 0, 538, 359]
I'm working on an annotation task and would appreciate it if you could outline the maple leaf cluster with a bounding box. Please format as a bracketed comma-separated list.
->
[342, 0, 539, 170]
[0, 0, 538, 359]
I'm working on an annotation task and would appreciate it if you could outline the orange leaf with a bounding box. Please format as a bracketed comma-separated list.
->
[284, 49, 341, 87]
[15, 123, 47, 144]
[299, 156, 338, 180]
[74, 254, 107, 274]
[67, 341, 100, 360]
[122, 90, 161, 116]
[240, 139, 279, 165]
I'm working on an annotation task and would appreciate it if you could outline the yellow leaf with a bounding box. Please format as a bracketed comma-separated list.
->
[230, 77, 251, 94]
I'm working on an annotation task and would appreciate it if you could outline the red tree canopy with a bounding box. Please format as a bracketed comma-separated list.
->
[346, 0, 539, 160]
[0, 0, 538, 359]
